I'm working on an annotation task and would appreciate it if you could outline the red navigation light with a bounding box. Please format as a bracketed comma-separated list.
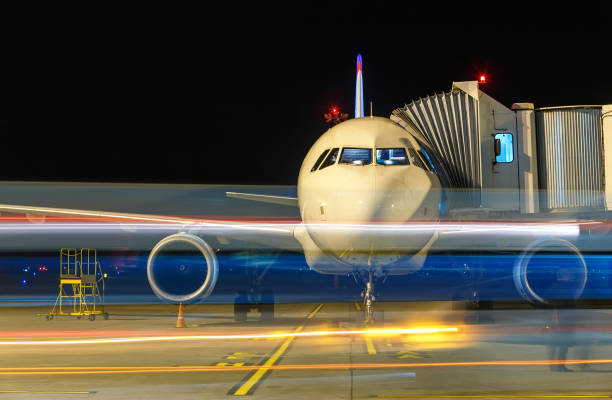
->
[324, 106, 348, 125]
[479, 74, 487, 83]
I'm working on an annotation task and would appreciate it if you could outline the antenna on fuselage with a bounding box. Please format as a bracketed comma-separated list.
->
[355, 54, 364, 118]
[370, 101, 373, 117]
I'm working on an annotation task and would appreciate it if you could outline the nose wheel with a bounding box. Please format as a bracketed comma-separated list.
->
[360, 271, 377, 325]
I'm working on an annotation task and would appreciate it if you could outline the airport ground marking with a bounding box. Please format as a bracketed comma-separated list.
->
[212, 352, 259, 367]
[215, 362, 245, 367]
[396, 351, 429, 359]
[365, 336, 376, 355]
[231, 303, 324, 396]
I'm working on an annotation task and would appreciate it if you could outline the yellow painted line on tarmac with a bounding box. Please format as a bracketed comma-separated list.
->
[355, 302, 362, 311]
[397, 351, 424, 359]
[365, 336, 376, 355]
[0, 390, 91, 394]
[232, 303, 324, 396]
[377, 395, 611, 398]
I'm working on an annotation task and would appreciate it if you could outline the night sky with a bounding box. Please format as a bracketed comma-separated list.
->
[6, 2, 612, 185]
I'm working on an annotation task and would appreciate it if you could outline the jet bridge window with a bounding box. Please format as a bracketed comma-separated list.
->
[376, 148, 408, 165]
[407, 148, 426, 170]
[339, 148, 372, 165]
[319, 148, 339, 170]
[494, 133, 514, 163]
[311, 149, 330, 172]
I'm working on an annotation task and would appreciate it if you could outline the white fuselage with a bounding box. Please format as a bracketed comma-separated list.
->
[295, 117, 441, 276]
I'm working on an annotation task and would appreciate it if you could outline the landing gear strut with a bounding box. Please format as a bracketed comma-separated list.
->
[360, 271, 381, 325]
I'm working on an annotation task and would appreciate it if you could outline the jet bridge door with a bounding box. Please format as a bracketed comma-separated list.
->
[479, 94, 520, 211]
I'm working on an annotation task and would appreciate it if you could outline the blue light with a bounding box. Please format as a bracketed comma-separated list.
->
[419, 147, 438, 175]
[21, 279, 27, 286]
[438, 191, 446, 215]
[495, 133, 514, 163]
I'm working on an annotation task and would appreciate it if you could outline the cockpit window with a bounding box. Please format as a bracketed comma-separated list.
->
[319, 148, 339, 170]
[311, 149, 330, 172]
[376, 148, 408, 165]
[339, 148, 372, 165]
[408, 148, 426, 170]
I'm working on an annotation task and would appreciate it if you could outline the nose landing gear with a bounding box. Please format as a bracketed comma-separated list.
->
[360, 271, 382, 325]
[362, 280, 375, 325]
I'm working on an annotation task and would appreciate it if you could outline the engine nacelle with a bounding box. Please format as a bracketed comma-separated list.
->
[513, 238, 587, 305]
[147, 232, 218, 303]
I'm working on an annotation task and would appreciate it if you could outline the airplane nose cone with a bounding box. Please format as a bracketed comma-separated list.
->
[373, 169, 415, 221]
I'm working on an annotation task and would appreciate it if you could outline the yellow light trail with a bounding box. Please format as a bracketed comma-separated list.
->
[377, 395, 611, 398]
[0, 327, 458, 346]
[1, 359, 611, 375]
[0, 390, 91, 394]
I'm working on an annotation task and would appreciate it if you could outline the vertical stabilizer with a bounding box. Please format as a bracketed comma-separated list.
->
[355, 54, 364, 118]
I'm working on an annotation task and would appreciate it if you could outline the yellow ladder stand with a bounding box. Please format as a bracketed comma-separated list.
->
[44, 248, 108, 321]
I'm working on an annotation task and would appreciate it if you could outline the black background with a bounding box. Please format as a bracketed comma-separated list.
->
[5, 1, 612, 185]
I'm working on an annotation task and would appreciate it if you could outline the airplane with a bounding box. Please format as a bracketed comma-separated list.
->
[0, 54, 598, 323]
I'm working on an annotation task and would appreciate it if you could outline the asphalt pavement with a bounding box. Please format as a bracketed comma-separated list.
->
[1, 302, 612, 399]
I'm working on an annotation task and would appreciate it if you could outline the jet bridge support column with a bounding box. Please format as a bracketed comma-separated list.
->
[603, 105, 612, 210]
[513, 103, 539, 214]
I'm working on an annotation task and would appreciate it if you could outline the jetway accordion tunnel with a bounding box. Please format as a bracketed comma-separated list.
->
[392, 81, 612, 214]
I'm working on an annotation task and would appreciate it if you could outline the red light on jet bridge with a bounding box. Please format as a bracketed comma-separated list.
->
[479, 74, 487, 83]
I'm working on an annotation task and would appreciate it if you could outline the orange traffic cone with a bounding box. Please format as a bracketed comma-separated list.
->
[176, 303, 186, 328]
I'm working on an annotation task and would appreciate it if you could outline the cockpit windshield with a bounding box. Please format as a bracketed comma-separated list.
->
[376, 148, 408, 165]
[311, 149, 330, 172]
[339, 148, 372, 165]
[319, 148, 339, 170]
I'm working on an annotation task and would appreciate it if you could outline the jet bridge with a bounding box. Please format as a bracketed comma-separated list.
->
[392, 81, 612, 214]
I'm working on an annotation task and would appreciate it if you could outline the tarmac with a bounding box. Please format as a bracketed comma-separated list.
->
[1, 301, 612, 399]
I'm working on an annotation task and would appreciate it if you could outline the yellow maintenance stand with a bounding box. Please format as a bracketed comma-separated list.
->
[44, 248, 108, 321]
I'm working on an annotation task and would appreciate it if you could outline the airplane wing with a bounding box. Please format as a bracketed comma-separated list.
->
[0, 203, 212, 224]
[226, 192, 298, 207]
[0, 203, 302, 252]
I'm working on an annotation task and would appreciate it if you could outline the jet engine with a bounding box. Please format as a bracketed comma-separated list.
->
[513, 238, 587, 305]
[146, 232, 218, 302]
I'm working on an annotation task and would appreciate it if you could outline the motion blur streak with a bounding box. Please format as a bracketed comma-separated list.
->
[0, 222, 579, 236]
[1, 359, 611, 375]
[0, 327, 459, 345]
[0, 390, 91, 394]
[377, 395, 611, 398]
